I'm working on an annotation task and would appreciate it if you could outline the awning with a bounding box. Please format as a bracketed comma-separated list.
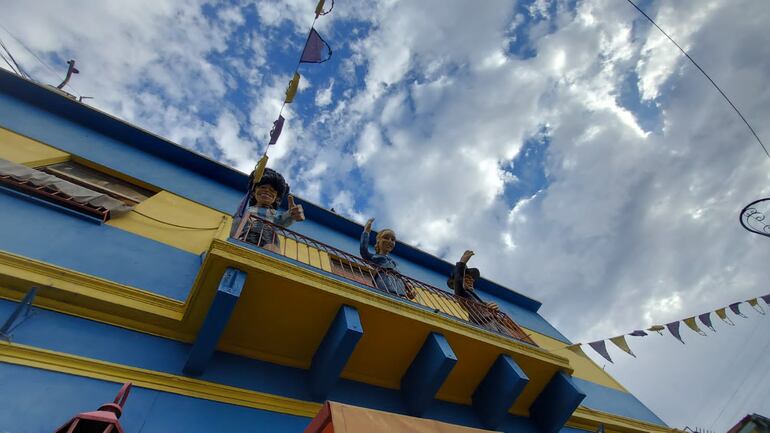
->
[304, 402, 501, 433]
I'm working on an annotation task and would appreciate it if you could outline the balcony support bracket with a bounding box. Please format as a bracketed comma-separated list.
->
[472, 354, 529, 429]
[183, 267, 247, 376]
[530, 371, 586, 433]
[309, 304, 364, 399]
[400, 332, 457, 416]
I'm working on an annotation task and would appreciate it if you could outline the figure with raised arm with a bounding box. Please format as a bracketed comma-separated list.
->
[234, 168, 304, 252]
[447, 250, 502, 330]
[360, 218, 413, 298]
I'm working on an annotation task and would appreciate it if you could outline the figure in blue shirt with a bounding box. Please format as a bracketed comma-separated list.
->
[360, 218, 413, 298]
[234, 168, 304, 252]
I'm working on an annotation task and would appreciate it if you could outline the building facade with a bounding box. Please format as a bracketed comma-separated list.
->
[0, 69, 674, 433]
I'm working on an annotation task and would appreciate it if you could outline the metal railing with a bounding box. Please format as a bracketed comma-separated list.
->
[234, 215, 535, 345]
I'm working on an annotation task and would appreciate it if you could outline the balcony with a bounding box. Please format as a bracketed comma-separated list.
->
[176, 214, 573, 417]
[231, 215, 535, 346]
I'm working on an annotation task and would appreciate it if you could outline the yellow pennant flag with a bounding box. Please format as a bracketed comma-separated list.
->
[252, 154, 268, 185]
[609, 335, 636, 358]
[683, 317, 707, 336]
[748, 298, 766, 315]
[565, 344, 585, 356]
[715, 307, 735, 325]
[647, 325, 665, 334]
[285, 72, 301, 103]
[315, 0, 326, 17]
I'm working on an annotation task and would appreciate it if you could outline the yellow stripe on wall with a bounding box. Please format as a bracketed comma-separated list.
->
[107, 191, 231, 254]
[0, 127, 69, 167]
[0, 341, 675, 433]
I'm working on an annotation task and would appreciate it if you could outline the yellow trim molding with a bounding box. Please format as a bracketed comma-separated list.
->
[0, 341, 677, 433]
[0, 341, 321, 418]
[0, 250, 188, 340]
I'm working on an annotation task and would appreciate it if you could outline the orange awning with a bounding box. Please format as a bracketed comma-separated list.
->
[304, 402, 501, 433]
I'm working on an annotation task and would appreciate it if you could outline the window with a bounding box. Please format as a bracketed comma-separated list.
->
[41, 161, 153, 206]
[329, 256, 374, 287]
[0, 157, 153, 222]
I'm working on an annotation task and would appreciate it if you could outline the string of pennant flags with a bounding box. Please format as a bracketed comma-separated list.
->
[251, 0, 334, 184]
[558, 293, 770, 364]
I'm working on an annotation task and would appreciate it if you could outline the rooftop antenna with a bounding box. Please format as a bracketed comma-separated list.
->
[56, 59, 78, 89]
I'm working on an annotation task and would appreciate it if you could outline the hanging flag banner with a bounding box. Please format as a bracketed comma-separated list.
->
[285, 73, 301, 103]
[715, 308, 735, 326]
[761, 294, 770, 305]
[747, 298, 765, 315]
[269, 115, 285, 145]
[683, 317, 707, 336]
[698, 312, 716, 332]
[252, 154, 268, 184]
[666, 321, 684, 344]
[647, 325, 665, 334]
[729, 302, 748, 318]
[588, 340, 613, 363]
[628, 330, 648, 337]
[609, 335, 636, 357]
[301, 28, 332, 63]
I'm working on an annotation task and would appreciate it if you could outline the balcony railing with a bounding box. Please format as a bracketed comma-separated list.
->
[233, 215, 536, 346]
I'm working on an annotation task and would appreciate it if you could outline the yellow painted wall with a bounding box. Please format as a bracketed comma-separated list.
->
[108, 191, 231, 254]
[0, 127, 69, 167]
[527, 331, 628, 392]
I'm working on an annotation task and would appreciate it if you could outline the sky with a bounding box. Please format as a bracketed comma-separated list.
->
[1, 0, 770, 430]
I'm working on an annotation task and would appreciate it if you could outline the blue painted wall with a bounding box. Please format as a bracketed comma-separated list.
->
[0, 71, 564, 341]
[0, 364, 311, 433]
[0, 190, 198, 301]
[0, 299, 662, 429]
[0, 363, 598, 433]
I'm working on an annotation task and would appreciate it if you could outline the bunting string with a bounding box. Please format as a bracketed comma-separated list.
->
[556, 293, 769, 363]
[241, 0, 334, 212]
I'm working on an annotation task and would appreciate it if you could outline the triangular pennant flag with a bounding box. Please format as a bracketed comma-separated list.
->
[252, 155, 268, 185]
[666, 321, 684, 344]
[300, 28, 332, 63]
[716, 308, 735, 326]
[565, 344, 586, 356]
[285, 73, 300, 103]
[647, 325, 665, 334]
[698, 312, 716, 332]
[761, 294, 770, 305]
[588, 340, 613, 363]
[747, 298, 765, 315]
[683, 317, 707, 336]
[628, 330, 648, 337]
[729, 302, 748, 318]
[609, 335, 636, 358]
[269, 115, 285, 145]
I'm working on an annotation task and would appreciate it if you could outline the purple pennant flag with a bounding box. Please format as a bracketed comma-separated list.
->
[729, 302, 748, 318]
[628, 330, 648, 337]
[269, 115, 285, 145]
[666, 321, 684, 344]
[761, 294, 770, 305]
[698, 312, 716, 332]
[301, 28, 332, 63]
[588, 340, 613, 364]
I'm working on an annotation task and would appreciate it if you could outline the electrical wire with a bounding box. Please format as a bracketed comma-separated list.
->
[0, 50, 19, 75]
[0, 21, 82, 97]
[625, 0, 770, 161]
[131, 209, 223, 230]
[0, 37, 28, 78]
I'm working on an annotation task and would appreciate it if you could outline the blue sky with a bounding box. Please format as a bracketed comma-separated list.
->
[2, 0, 770, 430]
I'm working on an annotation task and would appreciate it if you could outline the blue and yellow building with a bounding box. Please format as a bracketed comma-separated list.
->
[0, 68, 676, 433]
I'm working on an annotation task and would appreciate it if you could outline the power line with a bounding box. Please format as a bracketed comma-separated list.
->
[0, 21, 82, 97]
[0, 36, 28, 79]
[625, 0, 770, 161]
